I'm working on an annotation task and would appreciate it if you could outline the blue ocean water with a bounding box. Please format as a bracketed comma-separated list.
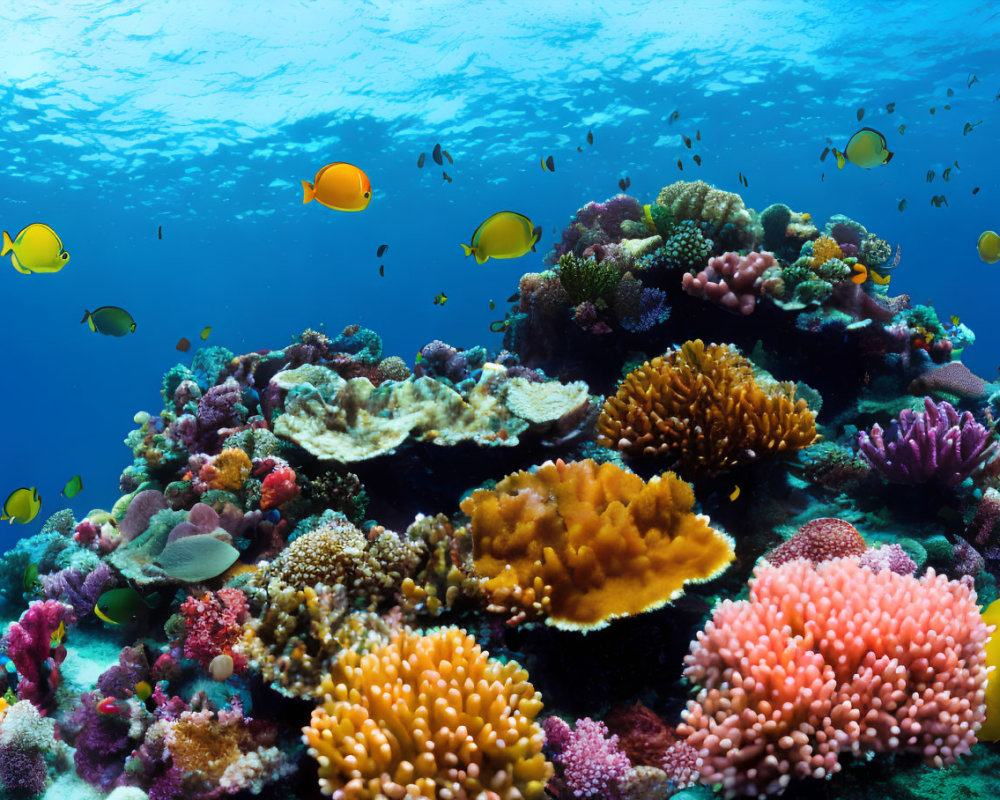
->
[2, 1, 998, 541]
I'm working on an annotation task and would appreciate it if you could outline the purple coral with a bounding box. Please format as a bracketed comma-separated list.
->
[551, 195, 642, 261]
[547, 717, 633, 799]
[620, 287, 669, 333]
[0, 745, 47, 794]
[65, 691, 134, 789]
[5, 600, 76, 709]
[859, 544, 916, 575]
[40, 562, 116, 620]
[681, 251, 775, 315]
[857, 397, 998, 486]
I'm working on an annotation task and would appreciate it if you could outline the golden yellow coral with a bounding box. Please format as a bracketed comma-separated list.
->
[597, 340, 818, 477]
[461, 458, 734, 630]
[810, 234, 843, 268]
[303, 627, 552, 800]
[199, 447, 252, 492]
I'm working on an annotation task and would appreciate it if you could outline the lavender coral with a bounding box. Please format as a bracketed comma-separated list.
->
[857, 397, 998, 486]
[681, 251, 776, 314]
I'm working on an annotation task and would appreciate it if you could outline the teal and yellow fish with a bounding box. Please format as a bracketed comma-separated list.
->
[82, 306, 136, 337]
[833, 128, 894, 169]
[2, 487, 41, 524]
[61, 475, 83, 498]
[50, 621, 66, 649]
[23, 563, 40, 596]
[94, 587, 156, 625]
[978, 231, 1000, 264]
[2, 223, 70, 274]
[461, 211, 541, 264]
[433, 292, 448, 306]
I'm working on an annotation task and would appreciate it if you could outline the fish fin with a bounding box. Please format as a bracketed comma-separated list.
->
[833, 150, 846, 169]
[884, 151, 894, 164]
[10, 254, 29, 274]
[460, 244, 474, 257]
[301, 181, 314, 204]
[1, 231, 10, 257]
[80, 310, 91, 324]
[93, 606, 119, 625]
[475, 251, 489, 264]
[851, 272, 867, 285]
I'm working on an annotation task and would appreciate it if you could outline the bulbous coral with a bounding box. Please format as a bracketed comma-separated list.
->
[597, 340, 819, 477]
[655, 180, 758, 251]
[302, 626, 552, 800]
[809, 235, 843, 269]
[461, 458, 734, 629]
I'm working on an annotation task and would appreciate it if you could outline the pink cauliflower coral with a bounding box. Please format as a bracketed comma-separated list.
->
[681, 250, 776, 315]
[180, 588, 249, 673]
[765, 517, 866, 566]
[678, 557, 989, 798]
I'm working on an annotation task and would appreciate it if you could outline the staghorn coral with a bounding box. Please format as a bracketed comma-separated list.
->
[597, 340, 819, 477]
[678, 558, 989, 798]
[655, 180, 759, 251]
[461, 459, 734, 629]
[302, 626, 552, 800]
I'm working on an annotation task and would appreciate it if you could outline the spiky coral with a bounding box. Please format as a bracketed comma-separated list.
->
[597, 340, 819, 477]
[302, 627, 552, 800]
[556, 253, 621, 305]
[809, 235, 843, 269]
[461, 458, 734, 629]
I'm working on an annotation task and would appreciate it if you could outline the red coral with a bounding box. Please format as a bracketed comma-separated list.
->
[7, 600, 76, 709]
[260, 467, 299, 510]
[604, 703, 674, 768]
[180, 588, 248, 673]
[765, 517, 866, 566]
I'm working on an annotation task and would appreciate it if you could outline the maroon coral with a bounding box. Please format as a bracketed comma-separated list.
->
[179, 588, 249, 673]
[681, 251, 775, 315]
[765, 518, 866, 566]
[6, 600, 76, 709]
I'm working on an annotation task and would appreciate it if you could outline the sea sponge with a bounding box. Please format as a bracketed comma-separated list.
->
[597, 340, 819, 477]
[656, 180, 758, 250]
[198, 448, 252, 492]
[302, 627, 552, 800]
[461, 458, 734, 629]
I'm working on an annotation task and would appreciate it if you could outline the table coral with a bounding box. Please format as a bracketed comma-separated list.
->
[597, 340, 818, 477]
[461, 458, 734, 629]
[678, 558, 989, 798]
[302, 626, 552, 800]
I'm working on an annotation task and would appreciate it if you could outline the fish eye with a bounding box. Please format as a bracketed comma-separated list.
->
[61, 253, 69, 259]
[364, 192, 370, 198]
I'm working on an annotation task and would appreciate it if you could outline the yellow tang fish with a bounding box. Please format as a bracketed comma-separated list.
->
[302, 162, 372, 211]
[2, 487, 41, 524]
[50, 621, 66, 649]
[2, 223, 70, 274]
[461, 211, 541, 264]
[978, 231, 1000, 264]
[833, 128, 894, 169]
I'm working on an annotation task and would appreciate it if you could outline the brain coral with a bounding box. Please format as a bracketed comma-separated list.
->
[302, 626, 552, 800]
[656, 180, 758, 250]
[597, 340, 819, 477]
[461, 458, 734, 629]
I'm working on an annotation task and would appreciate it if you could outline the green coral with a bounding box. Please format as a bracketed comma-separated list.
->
[655, 220, 713, 270]
[191, 346, 236, 389]
[760, 203, 792, 252]
[859, 233, 892, 267]
[556, 253, 621, 305]
[813, 257, 851, 284]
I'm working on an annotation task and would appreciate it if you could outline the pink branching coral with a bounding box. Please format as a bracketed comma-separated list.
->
[544, 717, 633, 798]
[678, 558, 989, 798]
[681, 251, 776, 315]
[6, 600, 76, 709]
[180, 588, 249, 673]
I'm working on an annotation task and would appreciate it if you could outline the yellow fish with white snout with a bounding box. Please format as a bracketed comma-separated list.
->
[2, 223, 70, 274]
[978, 231, 1000, 264]
[461, 211, 541, 264]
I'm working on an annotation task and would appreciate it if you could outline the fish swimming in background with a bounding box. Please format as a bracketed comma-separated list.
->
[942, 168, 952, 181]
[729, 486, 740, 502]
[676, 158, 683, 171]
[929, 107, 936, 114]
[433, 292, 448, 306]
[738, 172, 748, 187]
[869, 270, 891, 285]
[947, 88, 955, 97]
[968, 73, 979, 88]
[97, 697, 128, 716]
[951, 315, 961, 326]
[820, 147, 830, 161]
[973, 187, 981, 195]
[200, 326, 212, 341]
[682, 135, 692, 148]
[176, 337, 191, 352]
[886, 102, 896, 113]
[82, 306, 136, 337]
[541, 155, 555, 172]
[2, 223, 70, 274]
[964, 121, 983, 135]
[930, 195, 948, 208]
[379, 264, 384, 277]
[898, 199, 907, 212]
[301, 162, 372, 211]
[978, 231, 1000, 263]
[696, 130, 701, 140]
[618, 177, 630, 191]
[442, 171, 452, 183]
[417, 152, 425, 168]
[61, 475, 83, 498]
[833, 128, 893, 169]
[442, 149, 454, 165]
[489, 300, 495, 310]
[432, 144, 443, 165]
[135, 681, 153, 702]
[2, 487, 41, 524]
[157, 225, 162, 240]
[667, 110, 679, 124]
[23, 563, 40, 596]
[587, 129, 594, 145]
[926, 170, 935, 182]
[693, 155, 702, 166]
[376, 244, 389, 258]
[95, 587, 156, 625]
[507, 291, 520, 303]
[50, 621, 66, 649]
[461, 211, 541, 264]
[856, 107, 865, 121]
[898, 124, 906, 134]
[850, 262, 869, 285]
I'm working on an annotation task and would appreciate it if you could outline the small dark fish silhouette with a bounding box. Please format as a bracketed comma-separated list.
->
[926, 170, 935, 182]
[157, 225, 162, 240]
[693, 154, 702, 166]
[963, 121, 983, 135]
[738, 171, 748, 187]
[489, 300, 495, 310]
[886, 102, 896, 113]
[857, 107, 865, 121]
[696, 130, 701, 141]
[587, 129, 594, 145]
[379, 264, 384, 277]
[820, 147, 830, 162]
[618, 177, 630, 191]
[947, 88, 955, 97]
[973, 187, 981, 195]
[176, 337, 190, 352]
[442, 171, 452, 183]
[930, 195, 948, 207]
[825, 136, 833, 144]
[929, 107, 936, 114]
[432, 144, 443, 165]
[577, 146, 582, 152]
[898, 199, 907, 212]
[954, 160, 961, 169]
[898, 124, 906, 134]
[541, 155, 555, 172]
[821, 172, 825, 182]
[944, 104, 951, 110]
[968, 73, 979, 88]
[376, 244, 388, 258]
[417, 152, 425, 168]
[442, 149, 453, 164]
[667, 110, 679, 125]
[942, 168, 952, 181]
[682, 135, 692, 148]
[677, 158, 683, 171]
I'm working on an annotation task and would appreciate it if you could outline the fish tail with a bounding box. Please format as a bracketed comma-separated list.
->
[884, 151, 894, 164]
[0, 231, 10, 256]
[301, 181, 314, 204]
[834, 150, 846, 169]
[81, 310, 91, 324]
[460, 244, 475, 258]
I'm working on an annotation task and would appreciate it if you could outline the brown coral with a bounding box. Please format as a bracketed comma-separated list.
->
[597, 340, 819, 477]
[656, 180, 759, 250]
[461, 458, 734, 629]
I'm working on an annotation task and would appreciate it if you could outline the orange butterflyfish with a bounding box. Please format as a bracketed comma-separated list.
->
[302, 163, 372, 212]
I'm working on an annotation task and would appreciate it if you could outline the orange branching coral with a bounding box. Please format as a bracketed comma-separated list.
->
[809, 234, 843, 269]
[198, 447, 252, 492]
[597, 340, 819, 477]
[303, 626, 552, 800]
[461, 458, 734, 629]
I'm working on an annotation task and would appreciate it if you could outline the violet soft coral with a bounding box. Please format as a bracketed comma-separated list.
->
[40, 562, 116, 620]
[546, 717, 633, 799]
[65, 690, 135, 789]
[857, 396, 998, 486]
